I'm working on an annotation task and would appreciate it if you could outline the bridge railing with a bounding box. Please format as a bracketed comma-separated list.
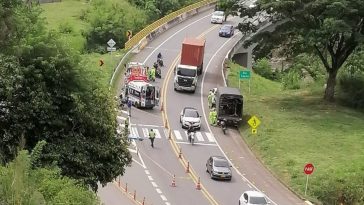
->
[125, 0, 217, 49]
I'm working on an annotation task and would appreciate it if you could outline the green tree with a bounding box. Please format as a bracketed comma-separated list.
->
[238, 0, 364, 101]
[84, 0, 147, 51]
[217, 0, 240, 21]
[0, 1, 131, 191]
[0, 149, 99, 205]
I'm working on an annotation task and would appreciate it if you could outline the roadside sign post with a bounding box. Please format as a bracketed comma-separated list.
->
[107, 39, 116, 70]
[304, 163, 315, 196]
[247, 115, 261, 135]
[239, 70, 251, 93]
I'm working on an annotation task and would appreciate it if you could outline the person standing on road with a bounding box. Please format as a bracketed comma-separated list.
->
[209, 108, 217, 126]
[208, 91, 213, 109]
[127, 98, 132, 117]
[148, 129, 156, 148]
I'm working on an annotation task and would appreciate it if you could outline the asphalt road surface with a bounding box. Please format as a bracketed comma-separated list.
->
[98, 8, 306, 205]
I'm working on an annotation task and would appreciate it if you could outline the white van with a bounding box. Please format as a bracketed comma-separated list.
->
[210, 11, 225, 24]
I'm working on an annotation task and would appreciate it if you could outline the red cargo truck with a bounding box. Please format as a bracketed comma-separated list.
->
[180, 38, 205, 75]
[174, 38, 206, 93]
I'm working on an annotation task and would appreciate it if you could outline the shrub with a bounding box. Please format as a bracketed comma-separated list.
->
[58, 21, 74, 34]
[312, 173, 364, 205]
[282, 68, 302, 90]
[338, 73, 364, 109]
[253, 58, 274, 80]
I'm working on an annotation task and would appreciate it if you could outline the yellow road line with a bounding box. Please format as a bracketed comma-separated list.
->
[161, 25, 220, 205]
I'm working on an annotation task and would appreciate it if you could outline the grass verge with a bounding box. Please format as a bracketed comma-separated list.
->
[227, 62, 364, 203]
[40, 0, 127, 90]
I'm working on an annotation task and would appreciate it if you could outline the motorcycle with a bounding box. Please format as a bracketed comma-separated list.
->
[220, 119, 227, 134]
[157, 52, 164, 67]
[157, 58, 164, 67]
[188, 131, 195, 145]
[156, 66, 162, 78]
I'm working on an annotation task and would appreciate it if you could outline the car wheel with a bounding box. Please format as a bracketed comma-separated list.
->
[210, 171, 214, 179]
[239, 200, 241, 205]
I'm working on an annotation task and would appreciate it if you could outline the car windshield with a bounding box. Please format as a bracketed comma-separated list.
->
[214, 159, 229, 167]
[213, 11, 224, 17]
[177, 68, 196, 77]
[221, 27, 230, 31]
[250, 196, 267, 204]
[184, 109, 199, 118]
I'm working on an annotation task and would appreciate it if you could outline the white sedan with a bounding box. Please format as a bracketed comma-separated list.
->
[180, 107, 201, 130]
[239, 191, 270, 205]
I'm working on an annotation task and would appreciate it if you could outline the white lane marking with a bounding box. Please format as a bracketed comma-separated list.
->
[128, 148, 137, 153]
[120, 110, 128, 115]
[142, 128, 149, 138]
[174, 130, 183, 140]
[138, 149, 146, 168]
[117, 115, 126, 121]
[131, 139, 136, 147]
[148, 176, 154, 181]
[156, 188, 162, 194]
[143, 13, 212, 64]
[200, 30, 278, 205]
[154, 129, 162, 139]
[176, 141, 218, 146]
[164, 128, 169, 139]
[195, 132, 204, 142]
[205, 132, 216, 142]
[138, 124, 163, 128]
[145, 170, 150, 175]
[132, 158, 144, 167]
[160, 195, 167, 201]
[131, 127, 138, 137]
[165, 203, 171, 205]
[151, 181, 158, 187]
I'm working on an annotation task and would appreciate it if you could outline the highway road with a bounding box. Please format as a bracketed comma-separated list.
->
[99, 8, 305, 205]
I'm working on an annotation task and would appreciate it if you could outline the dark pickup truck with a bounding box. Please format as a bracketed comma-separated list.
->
[215, 86, 243, 126]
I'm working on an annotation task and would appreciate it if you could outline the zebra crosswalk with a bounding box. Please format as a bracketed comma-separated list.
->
[116, 112, 217, 144]
[129, 124, 216, 143]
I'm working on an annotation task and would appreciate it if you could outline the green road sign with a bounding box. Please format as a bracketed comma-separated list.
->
[240, 70, 251, 79]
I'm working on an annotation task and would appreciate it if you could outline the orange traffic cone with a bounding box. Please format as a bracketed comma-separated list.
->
[171, 174, 176, 187]
[196, 177, 201, 190]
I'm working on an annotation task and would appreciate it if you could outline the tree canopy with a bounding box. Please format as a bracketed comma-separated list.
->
[238, 0, 364, 101]
[0, 0, 131, 191]
[0, 148, 99, 205]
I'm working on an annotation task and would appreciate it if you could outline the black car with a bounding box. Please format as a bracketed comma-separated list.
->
[206, 156, 232, 180]
[219, 25, 234, 37]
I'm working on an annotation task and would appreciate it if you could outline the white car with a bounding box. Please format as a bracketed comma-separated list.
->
[239, 191, 270, 205]
[210, 11, 225, 24]
[180, 107, 201, 129]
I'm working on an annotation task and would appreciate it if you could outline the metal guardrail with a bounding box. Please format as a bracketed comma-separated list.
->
[125, 0, 217, 49]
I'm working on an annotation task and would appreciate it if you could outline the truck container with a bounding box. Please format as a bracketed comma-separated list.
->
[215, 86, 243, 126]
[181, 38, 205, 75]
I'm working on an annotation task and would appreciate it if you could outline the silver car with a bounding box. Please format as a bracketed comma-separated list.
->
[206, 156, 232, 180]
[180, 107, 201, 129]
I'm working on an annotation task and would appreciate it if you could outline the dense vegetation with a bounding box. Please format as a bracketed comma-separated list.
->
[236, 0, 364, 102]
[228, 59, 364, 205]
[1, 0, 205, 202]
[213, 0, 364, 204]
[0, 142, 99, 204]
[0, 0, 131, 193]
